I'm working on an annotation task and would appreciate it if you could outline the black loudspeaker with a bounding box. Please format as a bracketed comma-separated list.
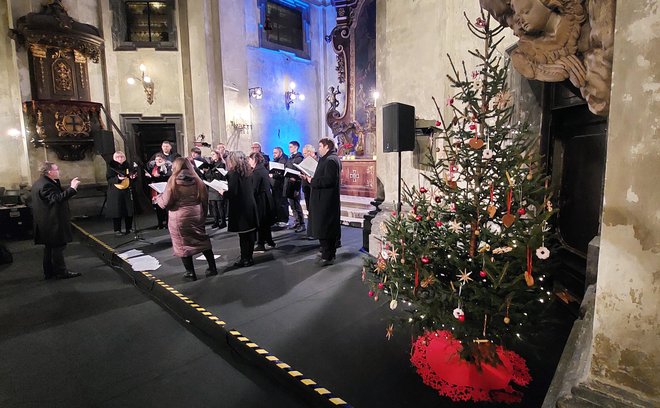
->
[92, 130, 115, 155]
[382, 102, 415, 152]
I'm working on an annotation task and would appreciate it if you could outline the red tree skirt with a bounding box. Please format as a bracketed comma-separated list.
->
[410, 330, 531, 403]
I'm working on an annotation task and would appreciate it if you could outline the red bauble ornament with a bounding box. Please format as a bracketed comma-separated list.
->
[378, 282, 384, 289]
[435, 221, 443, 227]
[419, 186, 428, 194]
[391, 211, 397, 216]
[434, 196, 441, 203]
[421, 256, 430, 264]
[435, 120, 442, 127]
[458, 314, 465, 322]
[469, 123, 477, 131]
[368, 290, 375, 297]
[479, 270, 487, 278]
[517, 208, 526, 215]
[415, 215, 423, 221]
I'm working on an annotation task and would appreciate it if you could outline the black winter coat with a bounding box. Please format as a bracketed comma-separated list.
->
[106, 160, 134, 218]
[251, 163, 275, 227]
[284, 151, 304, 199]
[310, 149, 341, 240]
[205, 160, 227, 201]
[223, 170, 258, 233]
[31, 176, 77, 245]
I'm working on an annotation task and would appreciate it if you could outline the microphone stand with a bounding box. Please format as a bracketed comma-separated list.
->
[116, 164, 153, 248]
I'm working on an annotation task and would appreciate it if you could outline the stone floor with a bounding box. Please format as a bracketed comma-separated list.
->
[0, 215, 575, 407]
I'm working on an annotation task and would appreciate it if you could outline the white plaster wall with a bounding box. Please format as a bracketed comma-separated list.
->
[589, 0, 660, 402]
[185, 0, 214, 145]
[100, 0, 185, 154]
[221, 0, 329, 154]
[220, 0, 252, 152]
[0, 1, 30, 189]
[375, 0, 515, 204]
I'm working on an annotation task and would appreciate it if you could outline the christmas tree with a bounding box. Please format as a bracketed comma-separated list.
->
[365, 10, 556, 402]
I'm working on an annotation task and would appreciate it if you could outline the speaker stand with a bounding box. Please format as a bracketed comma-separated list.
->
[397, 150, 402, 213]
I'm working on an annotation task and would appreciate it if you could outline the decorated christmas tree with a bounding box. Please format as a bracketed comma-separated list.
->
[364, 10, 556, 403]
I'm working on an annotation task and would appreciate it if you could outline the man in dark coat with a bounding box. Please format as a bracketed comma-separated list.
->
[284, 141, 305, 232]
[305, 138, 341, 266]
[149, 140, 181, 163]
[251, 142, 271, 169]
[270, 147, 289, 227]
[31, 162, 81, 279]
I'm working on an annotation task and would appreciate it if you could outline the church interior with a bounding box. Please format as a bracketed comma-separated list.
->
[0, 0, 658, 407]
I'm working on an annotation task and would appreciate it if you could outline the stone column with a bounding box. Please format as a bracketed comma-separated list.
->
[564, 1, 660, 406]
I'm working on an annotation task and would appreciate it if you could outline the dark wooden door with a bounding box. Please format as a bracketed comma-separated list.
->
[542, 83, 608, 301]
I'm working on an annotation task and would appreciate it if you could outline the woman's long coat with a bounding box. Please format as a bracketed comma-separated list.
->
[31, 176, 77, 245]
[205, 160, 227, 201]
[106, 160, 134, 218]
[251, 162, 275, 227]
[223, 170, 258, 233]
[156, 170, 212, 257]
[310, 149, 341, 240]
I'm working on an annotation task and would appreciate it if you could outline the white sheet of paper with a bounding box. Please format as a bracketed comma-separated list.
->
[203, 179, 228, 193]
[284, 168, 301, 177]
[294, 156, 318, 177]
[118, 249, 144, 259]
[269, 161, 285, 171]
[194, 159, 204, 168]
[218, 168, 228, 176]
[125, 255, 161, 271]
[148, 182, 167, 194]
[195, 254, 221, 260]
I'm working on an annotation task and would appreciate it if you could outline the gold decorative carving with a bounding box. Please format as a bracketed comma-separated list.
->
[480, 0, 614, 116]
[36, 110, 45, 138]
[55, 110, 91, 137]
[29, 43, 47, 58]
[73, 50, 86, 64]
[52, 48, 67, 59]
[53, 60, 73, 91]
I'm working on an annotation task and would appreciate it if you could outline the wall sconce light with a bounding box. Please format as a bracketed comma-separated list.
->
[284, 82, 305, 110]
[248, 87, 263, 100]
[127, 64, 155, 105]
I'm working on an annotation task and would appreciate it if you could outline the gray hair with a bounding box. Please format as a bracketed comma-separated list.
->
[39, 161, 55, 176]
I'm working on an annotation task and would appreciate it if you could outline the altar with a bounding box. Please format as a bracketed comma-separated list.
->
[340, 159, 376, 198]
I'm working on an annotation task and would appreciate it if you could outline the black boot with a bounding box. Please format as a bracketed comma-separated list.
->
[205, 262, 218, 277]
[183, 270, 197, 281]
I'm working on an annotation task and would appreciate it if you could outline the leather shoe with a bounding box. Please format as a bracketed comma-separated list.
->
[183, 271, 197, 281]
[205, 268, 218, 277]
[318, 257, 335, 266]
[294, 225, 306, 233]
[254, 245, 267, 254]
[266, 241, 277, 248]
[233, 258, 255, 268]
[55, 271, 82, 279]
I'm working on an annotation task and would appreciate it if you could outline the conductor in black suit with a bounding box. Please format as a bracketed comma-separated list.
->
[31, 162, 81, 280]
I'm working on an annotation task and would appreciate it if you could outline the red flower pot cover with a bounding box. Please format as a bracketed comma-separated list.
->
[410, 330, 531, 403]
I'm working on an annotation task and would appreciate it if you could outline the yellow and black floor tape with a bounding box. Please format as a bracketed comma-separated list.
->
[72, 222, 352, 408]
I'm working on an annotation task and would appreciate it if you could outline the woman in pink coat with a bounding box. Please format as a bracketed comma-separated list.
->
[156, 158, 217, 280]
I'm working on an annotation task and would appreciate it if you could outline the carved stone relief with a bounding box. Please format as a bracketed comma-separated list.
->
[480, 0, 615, 116]
[326, 0, 376, 157]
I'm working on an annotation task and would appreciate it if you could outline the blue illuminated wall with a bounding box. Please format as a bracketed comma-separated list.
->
[228, 0, 331, 156]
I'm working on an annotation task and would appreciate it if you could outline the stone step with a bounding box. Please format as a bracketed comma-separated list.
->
[295, 195, 376, 228]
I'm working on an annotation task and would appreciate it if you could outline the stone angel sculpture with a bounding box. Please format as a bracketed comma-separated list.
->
[480, 0, 614, 116]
